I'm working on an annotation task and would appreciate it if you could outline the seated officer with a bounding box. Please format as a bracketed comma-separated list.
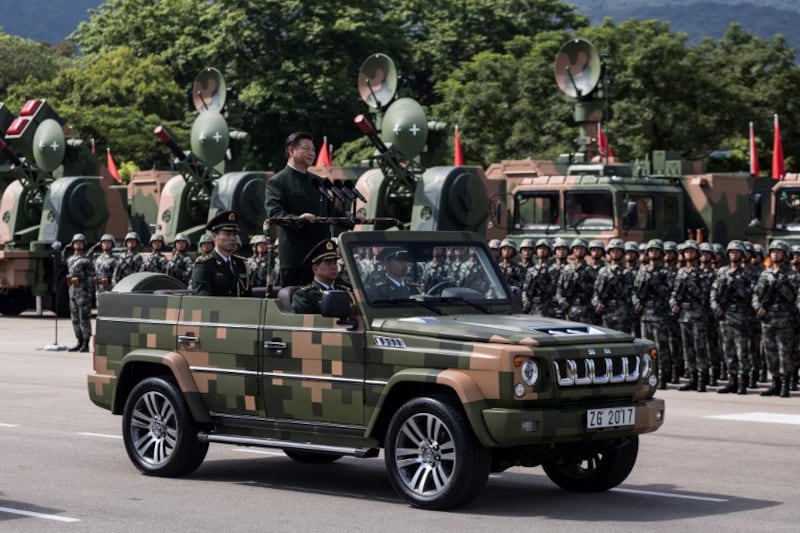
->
[191, 210, 251, 296]
[367, 248, 420, 300]
[292, 239, 348, 314]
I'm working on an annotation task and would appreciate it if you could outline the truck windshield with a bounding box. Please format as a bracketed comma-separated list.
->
[775, 188, 800, 229]
[348, 242, 508, 305]
[565, 191, 614, 229]
[514, 192, 559, 230]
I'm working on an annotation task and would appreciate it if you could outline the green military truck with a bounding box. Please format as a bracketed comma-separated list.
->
[88, 230, 664, 510]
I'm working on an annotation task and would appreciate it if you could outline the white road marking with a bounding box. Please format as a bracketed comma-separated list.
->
[612, 488, 728, 502]
[77, 432, 122, 439]
[0, 506, 80, 523]
[0, 423, 20, 427]
[705, 412, 800, 425]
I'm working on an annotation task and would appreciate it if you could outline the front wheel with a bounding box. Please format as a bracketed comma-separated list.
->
[542, 435, 639, 492]
[122, 377, 208, 476]
[384, 396, 491, 510]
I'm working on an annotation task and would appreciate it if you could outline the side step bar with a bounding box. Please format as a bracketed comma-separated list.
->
[197, 433, 379, 458]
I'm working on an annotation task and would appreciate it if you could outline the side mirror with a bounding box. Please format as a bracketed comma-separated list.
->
[622, 201, 638, 229]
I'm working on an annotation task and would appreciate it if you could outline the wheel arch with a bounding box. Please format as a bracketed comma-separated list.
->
[365, 369, 498, 447]
[112, 350, 212, 424]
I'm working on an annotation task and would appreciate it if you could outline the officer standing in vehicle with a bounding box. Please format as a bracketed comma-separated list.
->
[292, 239, 349, 314]
[66, 233, 95, 352]
[94, 233, 119, 301]
[141, 234, 168, 273]
[112, 232, 144, 285]
[191, 210, 251, 297]
[166, 233, 193, 287]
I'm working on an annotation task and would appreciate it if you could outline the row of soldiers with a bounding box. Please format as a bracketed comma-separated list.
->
[486, 236, 799, 398]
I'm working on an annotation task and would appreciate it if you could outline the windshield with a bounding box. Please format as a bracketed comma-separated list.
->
[776, 188, 800, 229]
[565, 191, 614, 229]
[347, 241, 509, 305]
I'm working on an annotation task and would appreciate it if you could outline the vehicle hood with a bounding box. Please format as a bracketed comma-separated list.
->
[371, 314, 634, 347]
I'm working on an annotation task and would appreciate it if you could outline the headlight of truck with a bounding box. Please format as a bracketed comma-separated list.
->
[641, 351, 652, 378]
[521, 358, 540, 386]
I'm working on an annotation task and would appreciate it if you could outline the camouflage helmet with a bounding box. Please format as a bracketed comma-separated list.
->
[99, 233, 116, 245]
[752, 243, 765, 257]
[588, 239, 605, 251]
[682, 239, 700, 252]
[712, 242, 724, 255]
[124, 231, 140, 243]
[198, 233, 213, 245]
[519, 238, 535, 250]
[663, 241, 678, 252]
[488, 238, 501, 249]
[173, 233, 191, 246]
[726, 240, 746, 253]
[624, 241, 639, 253]
[677, 242, 685, 253]
[646, 239, 663, 251]
[553, 237, 570, 249]
[250, 234, 267, 246]
[638, 242, 647, 252]
[150, 234, 165, 244]
[699, 242, 714, 254]
[791, 244, 800, 255]
[535, 238, 551, 251]
[570, 238, 589, 251]
[499, 238, 518, 253]
[71, 233, 87, 244]
[743, 241, 755, 254]
[607, 238, 624, 251]
[768, 239, 790, 255]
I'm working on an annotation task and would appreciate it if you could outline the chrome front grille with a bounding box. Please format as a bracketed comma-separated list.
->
[553, 355, 640, 387]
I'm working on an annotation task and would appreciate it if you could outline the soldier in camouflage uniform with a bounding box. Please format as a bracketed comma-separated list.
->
[745, 241, 766, 387]
[753, 240, 796, 397]
[141, 234, 168, 273]
[550, 238, 571, 319]
[710, 240, 753, 394]
[712, 243, 725, 269]
[93, 234, 119, 301]
[66, 233, 95, 352]
[421, 246, 454, 292]
[247, 235, 270, 289]
[518, 239, 536, 274]
[166, 233, 194, 287]
[662, 241, 683, 382]
[699, 242, 722, 385]
[198, 233, 214, 255]
[555, 238, 596, 324]
[592, 239, 632, 335]
[670, 240, 712, 392]
[497, 238, 524, 289]
[112, 232, 144, 285]
[458, 247, 492, 297]
[587, 239, 606, 273]
[522, 239, 556, 316]
[632, 240, 673, 388]
[623, 241, 641, 337]
[488, 238, 501, 262]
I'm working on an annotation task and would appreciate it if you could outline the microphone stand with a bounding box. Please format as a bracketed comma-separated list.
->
[44, 240, 67, 351]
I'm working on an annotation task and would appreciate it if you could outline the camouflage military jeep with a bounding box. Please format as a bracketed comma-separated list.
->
[88, 230, 664, 510]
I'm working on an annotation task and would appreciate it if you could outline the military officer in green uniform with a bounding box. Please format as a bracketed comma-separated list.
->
[291, 239, 349, 314]
[191, 210, 251, 297]
[367, 248, 421, 301]
[66, 233, 95, 352]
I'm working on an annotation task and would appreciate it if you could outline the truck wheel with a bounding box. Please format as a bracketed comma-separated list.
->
[122, 377, 208, 477]
[542, 435, 639, 492]
[384, 396, 491, 510]
[283, 450, 343, 463]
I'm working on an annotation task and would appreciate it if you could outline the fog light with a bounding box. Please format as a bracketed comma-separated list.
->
[514, 383, 526, 397]
[649, 375, 657, 387]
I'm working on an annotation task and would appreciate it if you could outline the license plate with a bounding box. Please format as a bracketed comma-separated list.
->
[586, 407, 635, 429]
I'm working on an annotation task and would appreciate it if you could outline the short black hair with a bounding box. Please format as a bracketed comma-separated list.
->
[285, 131, 313, 154]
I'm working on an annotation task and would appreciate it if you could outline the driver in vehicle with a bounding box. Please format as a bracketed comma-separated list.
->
[366, 248, 421, 300]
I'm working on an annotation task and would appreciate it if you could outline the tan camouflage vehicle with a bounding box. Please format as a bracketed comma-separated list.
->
[88, 230, 665, 510]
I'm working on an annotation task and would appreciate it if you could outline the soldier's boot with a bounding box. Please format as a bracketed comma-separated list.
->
[79, 338, 90, 353]
[697, 370, 708, 393]
[759, 366, 767, 383]
[748, 369, 759, 389]
[670, 367, 680, 385]
[780, 376, 791, 398]
[717, 375, 737, 394]
[737, 375, 748, 395]
[791, 370, 799, 392]
[68, 334, 83, 352]
[679, 371, 697, 391]
[760, 376, 781, 397]
[709, 366, 719, 387]
[657, 373, 668, 390]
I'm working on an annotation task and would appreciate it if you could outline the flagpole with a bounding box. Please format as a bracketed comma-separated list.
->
[749, 121, 758, 177]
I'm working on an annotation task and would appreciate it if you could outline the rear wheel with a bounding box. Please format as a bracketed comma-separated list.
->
[122, 377, 208, 476]
[384, 396, 491, 510]
[542, 436, 639, 492]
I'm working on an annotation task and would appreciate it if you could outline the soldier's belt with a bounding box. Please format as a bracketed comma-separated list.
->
[69, 277, 81, 287]
[101, 277, 111, 289]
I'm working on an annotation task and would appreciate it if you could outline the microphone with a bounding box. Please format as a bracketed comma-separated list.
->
[344, 180, 368, 203]
[333, 179, 355, 200]
[311, 177, 334, 202]
[323, 179, 346, 201]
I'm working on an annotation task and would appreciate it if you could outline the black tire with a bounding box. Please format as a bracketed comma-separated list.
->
[542, 435, 639, 492]
[283, 450, 343, 464]
[122, 377, 208, 477]
[384, 396, 491, 510]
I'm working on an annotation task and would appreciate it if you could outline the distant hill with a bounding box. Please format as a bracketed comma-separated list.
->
[568, 0, 800, 52]
[0, 0, 103, 44]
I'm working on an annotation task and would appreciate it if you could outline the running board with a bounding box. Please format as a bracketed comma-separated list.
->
[197, 433, 379, 458]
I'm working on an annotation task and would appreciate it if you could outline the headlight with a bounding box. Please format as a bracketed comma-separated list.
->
[521, 358, 540, 386]
[640, 352, 652, 378]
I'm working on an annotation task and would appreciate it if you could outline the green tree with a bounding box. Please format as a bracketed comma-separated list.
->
[0, 30, 62, 96]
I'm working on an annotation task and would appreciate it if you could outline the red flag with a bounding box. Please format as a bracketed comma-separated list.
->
[749, 121, 759, 176]
[598, 122, 615, 159]
[454, 126, 464, 166]
[106, 147, 121, 182]
[772, 114, 785, 180]
[315, 136, 332, 166]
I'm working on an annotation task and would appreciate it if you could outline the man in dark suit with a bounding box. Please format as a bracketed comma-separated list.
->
[191, 210, 251, 297]
[291, 239, 349, 314]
